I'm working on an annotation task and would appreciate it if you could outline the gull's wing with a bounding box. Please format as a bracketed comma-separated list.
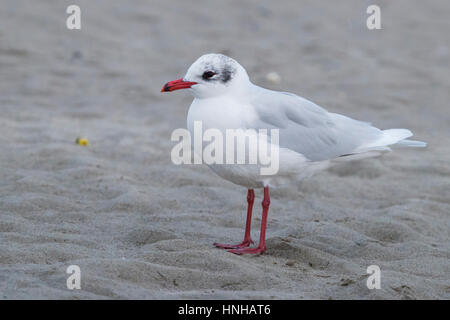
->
[246, 87, 391, 161]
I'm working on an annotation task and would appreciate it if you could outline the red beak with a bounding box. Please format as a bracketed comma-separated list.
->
[161, 78, 197, 92]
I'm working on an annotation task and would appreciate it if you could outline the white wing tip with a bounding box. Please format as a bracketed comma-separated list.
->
[384, 129, 427, 148]
[383, 129, 412, 141]
[395, 139, 427, 148]
[354, 128, 426, 153]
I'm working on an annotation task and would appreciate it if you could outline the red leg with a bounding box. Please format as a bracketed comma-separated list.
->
[229, 186, 270, 255]
[214, 189, 255, 249]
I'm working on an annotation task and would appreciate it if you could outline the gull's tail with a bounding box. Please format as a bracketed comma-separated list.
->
[352, 128, 427, 154]
[381, 129, 427, 148]
[333, 128, 426, 163]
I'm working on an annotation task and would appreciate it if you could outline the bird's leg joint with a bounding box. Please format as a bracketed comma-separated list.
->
[247, 189, 255, 203]
[262, 198, 270, 208]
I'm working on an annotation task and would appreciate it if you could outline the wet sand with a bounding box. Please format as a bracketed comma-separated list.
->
[0, 0, 449, 299]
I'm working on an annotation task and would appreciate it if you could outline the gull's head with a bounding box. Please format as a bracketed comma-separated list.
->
[161, 53, 249, 98]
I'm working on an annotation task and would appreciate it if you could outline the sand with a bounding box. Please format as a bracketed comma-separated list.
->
[0, 0, 449, 299]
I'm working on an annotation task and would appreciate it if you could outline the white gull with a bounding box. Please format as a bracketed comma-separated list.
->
[161, 53, 426, 255]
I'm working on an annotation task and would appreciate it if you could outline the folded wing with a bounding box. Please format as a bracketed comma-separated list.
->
[247, 87, 422, 161]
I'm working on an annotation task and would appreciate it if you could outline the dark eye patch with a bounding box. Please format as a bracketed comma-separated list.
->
[202, 71, 216, 80]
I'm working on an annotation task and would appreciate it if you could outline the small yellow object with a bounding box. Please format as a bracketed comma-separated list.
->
[76, 137, 89, 146]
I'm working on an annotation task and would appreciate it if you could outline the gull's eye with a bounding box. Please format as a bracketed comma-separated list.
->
[202, 71, 216, 80]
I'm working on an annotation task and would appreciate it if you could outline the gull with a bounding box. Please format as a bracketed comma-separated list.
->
[161, 53, 426, 255]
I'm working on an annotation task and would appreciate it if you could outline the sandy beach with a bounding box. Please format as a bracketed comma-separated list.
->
[0, 0, 449, 299]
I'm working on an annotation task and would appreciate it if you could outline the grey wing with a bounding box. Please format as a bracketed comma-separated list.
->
[248, 88, 384, 161]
